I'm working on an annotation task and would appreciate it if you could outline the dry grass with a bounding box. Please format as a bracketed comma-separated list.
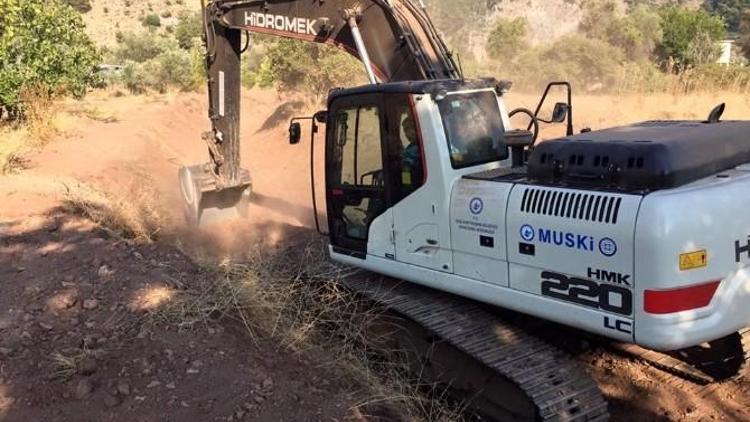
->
[507, 90, 750, 140]
[61, 180, 168, 243]
[150, 236, 467, 421]
[0, 128, 30, 174]
[49, 347, 99, 380]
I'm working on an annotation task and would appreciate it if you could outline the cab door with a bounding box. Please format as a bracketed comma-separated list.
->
[326, 94, 391, 258]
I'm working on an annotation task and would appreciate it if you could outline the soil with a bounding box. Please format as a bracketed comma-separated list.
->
[0, 89, 748, 421]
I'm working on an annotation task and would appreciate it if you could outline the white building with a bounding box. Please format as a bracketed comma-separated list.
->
[717, 39, 735, 65]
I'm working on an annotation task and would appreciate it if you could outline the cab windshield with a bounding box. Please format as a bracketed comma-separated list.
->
[437, 91, 508, 169]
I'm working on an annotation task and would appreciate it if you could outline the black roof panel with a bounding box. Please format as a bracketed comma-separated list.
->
[527, 120, 750, 192]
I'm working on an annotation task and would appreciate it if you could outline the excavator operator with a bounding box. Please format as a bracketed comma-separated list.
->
[401, 115, 424, 188]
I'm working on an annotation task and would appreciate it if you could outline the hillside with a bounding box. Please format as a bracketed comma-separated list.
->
[423, 0, 703, 60]
[82, 0, 199, 46]
[81, 0, 705, 57]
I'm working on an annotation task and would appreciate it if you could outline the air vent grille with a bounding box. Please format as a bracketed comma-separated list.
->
[520, 188, 622, 224]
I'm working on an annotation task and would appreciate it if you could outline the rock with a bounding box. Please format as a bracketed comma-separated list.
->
[0, 319, 12, 330]
[61, 294, 78, 309]
[146, 381, 161, 389]
[186, 368, 200, 374]
[103, 393, 121, 408]
[78, 357, 97, 376]
[262, 378, 273, 389]
[117, 381, 131, 396]
[82, 299, 98, 310]
[63, 275, 75, 283]
[0, 347, 14, 357]
[39, 322, 53, 331]
[75, 379, 94, 399]
[165, 382, 176, 390]
[22, 314, 33, 322]
[180, 401, 190, 408]
[98, 266, 114, 278]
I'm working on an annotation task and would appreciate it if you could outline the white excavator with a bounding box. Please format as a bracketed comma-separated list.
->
[179, 1, 750, 420]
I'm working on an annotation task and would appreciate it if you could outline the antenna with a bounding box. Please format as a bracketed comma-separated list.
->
[456, 53, 465, 82]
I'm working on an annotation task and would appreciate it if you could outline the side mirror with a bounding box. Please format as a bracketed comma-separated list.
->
[289, 122, 302, 145]
[314, 110, 327, 124]
[551, 102, 569, 123]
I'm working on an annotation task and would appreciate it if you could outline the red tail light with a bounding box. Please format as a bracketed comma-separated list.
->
[644, 281, 721, 314]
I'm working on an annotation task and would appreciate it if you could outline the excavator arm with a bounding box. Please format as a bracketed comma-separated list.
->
[179, 0, 460, 225]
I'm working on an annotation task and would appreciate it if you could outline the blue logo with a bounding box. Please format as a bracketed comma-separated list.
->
[599, 237, 618, 257]
[469, 198, 484, 215]
[523, 225, 618, 257]
[520, 224, 535, 242]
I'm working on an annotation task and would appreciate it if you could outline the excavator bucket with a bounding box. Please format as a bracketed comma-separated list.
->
[178, 164, 252, 227]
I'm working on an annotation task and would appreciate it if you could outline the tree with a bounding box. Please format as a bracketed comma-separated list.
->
[580, 1, 663, 62]
[658, 6, 726, 68]
[703, 0, 750, 33]
[0, 0, 101, 119]
[486, 18, 529, 61]
[741, 10, 750, 59]
[244, 37, 365, 102]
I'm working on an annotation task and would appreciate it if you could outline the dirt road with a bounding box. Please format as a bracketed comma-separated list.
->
[1, 88, 748, 421]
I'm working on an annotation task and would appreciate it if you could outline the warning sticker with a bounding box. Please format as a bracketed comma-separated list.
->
[680, 250, 708, 271]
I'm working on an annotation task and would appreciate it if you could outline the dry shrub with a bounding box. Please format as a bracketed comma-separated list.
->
[157, 237, 465, 421]
[0, 128, 29, 174]
[61, 181, 167, 243]
[19, 87, 59, 145]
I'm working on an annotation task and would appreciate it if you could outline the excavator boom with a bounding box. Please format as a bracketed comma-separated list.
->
[179, 0, 459, 225]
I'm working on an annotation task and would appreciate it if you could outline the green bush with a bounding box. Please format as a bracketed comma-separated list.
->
[0, 0, 101, 120]
[486, 18, 529, 61]
[580, 1, 662, 62]
[244, 37, 364, 101]
[113, 32, 171, 63]
[543, 36, 625, 87]
[659, 6, 726, 68]
[110, 32, 204, 94]
[143, 13, 161, 28]
[174, 11, 203, 50]
[740, 10, 750, 59]
[702, 0, 750, 33]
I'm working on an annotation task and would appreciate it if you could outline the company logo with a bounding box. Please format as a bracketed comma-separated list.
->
[588, 268, 631, 286]
[736, 236, 750, 263]
[245, 12, 318, 36]
[469, 198, 484, 215]
[520, 224, 535, 242]
[524, 225, 618, 257]
[538, 228, 595, 252]
[599, 238, 618, 257]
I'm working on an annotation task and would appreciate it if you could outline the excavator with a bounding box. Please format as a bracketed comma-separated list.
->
[179, 0, 750, 420]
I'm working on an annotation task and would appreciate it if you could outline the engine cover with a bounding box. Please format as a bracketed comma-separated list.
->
[528, 120, 750, 192]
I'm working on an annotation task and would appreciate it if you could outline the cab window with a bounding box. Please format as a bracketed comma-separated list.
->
[437, 91, 508, 169]
[385, 96, 425, 203]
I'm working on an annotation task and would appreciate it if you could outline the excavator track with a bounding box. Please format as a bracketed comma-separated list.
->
[341, 274, 610, 421]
